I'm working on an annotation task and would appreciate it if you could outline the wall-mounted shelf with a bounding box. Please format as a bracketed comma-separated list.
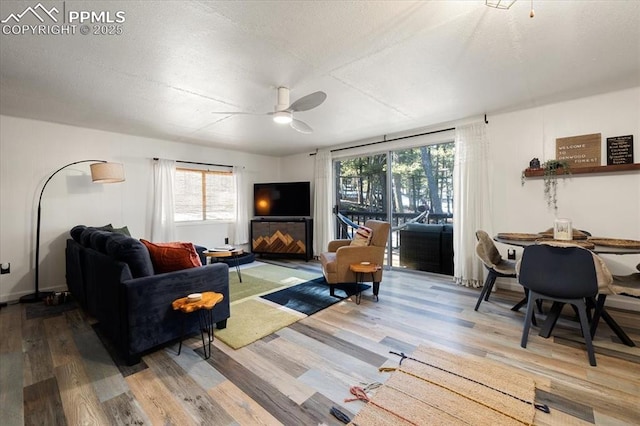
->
[523, 163, 640, 178]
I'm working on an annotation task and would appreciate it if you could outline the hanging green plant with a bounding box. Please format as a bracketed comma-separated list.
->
[522, 160, 571, 212]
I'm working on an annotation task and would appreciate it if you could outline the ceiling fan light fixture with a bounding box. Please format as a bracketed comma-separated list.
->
[273, 111, 292, 124]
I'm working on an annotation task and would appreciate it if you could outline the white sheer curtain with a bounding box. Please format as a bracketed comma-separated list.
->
[453, 122, 491, 287]
[151, 159, 176, 242]
[232, 166, 249, 245]
[313, 149, 334, 257]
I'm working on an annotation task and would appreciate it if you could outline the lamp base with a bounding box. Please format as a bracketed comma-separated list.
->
[19, 292, 53, 304]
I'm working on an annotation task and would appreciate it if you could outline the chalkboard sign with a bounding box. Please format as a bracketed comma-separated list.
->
[607, 135, 634, 165]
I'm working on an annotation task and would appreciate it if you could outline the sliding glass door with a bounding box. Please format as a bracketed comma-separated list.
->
[334, 154, 389, 263]
[390, 143, 454, 270]
[334, 141, 454, 271]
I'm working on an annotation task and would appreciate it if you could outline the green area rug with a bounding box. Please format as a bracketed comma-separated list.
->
[215, 263, 322, 349]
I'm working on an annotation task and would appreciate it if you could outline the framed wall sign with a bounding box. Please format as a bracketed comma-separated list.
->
[606, 135, 634, 165]
[556, 133, 601, 168]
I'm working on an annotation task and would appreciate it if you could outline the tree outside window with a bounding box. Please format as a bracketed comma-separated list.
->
[336, 142, 454, 220]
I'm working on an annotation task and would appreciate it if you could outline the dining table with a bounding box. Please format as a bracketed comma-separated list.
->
[494, 234, 640, 255]
[494, 233, 640, 347]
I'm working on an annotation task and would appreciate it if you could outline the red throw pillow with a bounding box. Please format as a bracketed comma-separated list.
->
[140, 239, 202, 274]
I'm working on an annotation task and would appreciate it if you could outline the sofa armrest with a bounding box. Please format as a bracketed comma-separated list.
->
[66, 239, 87, 310]
[122, 263, 230, 355]
[328, 239, 351, 252]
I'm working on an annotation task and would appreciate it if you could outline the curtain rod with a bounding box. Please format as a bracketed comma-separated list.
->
[153, 158, 234, 168]
[331, 126, 455, 152]
[310, 126, 455, 156]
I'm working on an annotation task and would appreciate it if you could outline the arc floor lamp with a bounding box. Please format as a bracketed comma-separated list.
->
[20, 160, 125, 303]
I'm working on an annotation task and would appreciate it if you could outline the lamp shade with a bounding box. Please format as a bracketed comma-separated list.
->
[90, 162, 125, 183]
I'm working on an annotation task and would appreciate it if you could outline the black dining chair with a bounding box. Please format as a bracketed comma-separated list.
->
[474, 230, 517, 311]
[518, 244, 599, 366]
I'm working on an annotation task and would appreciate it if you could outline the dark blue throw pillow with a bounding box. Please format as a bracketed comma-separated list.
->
[70, 225, 87, 243]
[79, 224, 114, 246]
[89, 230, 114, 253]
[80, 228, 95, 247]
[105, 234, 154, 278]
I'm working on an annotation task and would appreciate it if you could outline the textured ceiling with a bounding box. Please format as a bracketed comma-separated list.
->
[1, 1, 639, 156]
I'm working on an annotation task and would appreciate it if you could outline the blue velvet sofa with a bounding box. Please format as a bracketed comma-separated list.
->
[65, 225, 230, 364]
[399, 223, 454, 275]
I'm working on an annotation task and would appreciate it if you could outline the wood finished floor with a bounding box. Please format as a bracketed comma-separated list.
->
[1, 262, 639, 425]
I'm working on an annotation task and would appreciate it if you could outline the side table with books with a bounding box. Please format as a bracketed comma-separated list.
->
[205, 247, 244, 282]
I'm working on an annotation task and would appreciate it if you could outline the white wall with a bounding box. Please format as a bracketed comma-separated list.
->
[488, 88, 640, 310]
[0, 115, 280, 302]
[489, 88, 639, 274]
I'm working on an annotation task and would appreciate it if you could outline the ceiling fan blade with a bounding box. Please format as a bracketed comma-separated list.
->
[290, 118, 313, 134]
[288, 91, 327, 112]
[210, 111, 266, 115]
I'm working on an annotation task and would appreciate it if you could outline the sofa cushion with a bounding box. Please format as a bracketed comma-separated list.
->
[79, 224, 114, 246]
[140, 240, 202, 274]
[70, 225, 87, 243]
[112, 226, 131, 236]
[350, 225, 372, 247]
[89, 230, 114, 253]
[105, 234, 154, 278]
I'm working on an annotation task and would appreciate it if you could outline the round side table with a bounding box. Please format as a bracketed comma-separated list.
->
[172, 291, 224, 359]
[205, 249, 244, 282]
[349, 262, 381, 304]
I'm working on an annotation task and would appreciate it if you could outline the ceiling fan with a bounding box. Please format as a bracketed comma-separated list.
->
[211, 87, 326, 134]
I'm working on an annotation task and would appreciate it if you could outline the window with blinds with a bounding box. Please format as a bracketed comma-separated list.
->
[174, 168, 235, 221]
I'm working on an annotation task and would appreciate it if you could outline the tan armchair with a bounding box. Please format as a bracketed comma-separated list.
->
[320, 220, 390, 300]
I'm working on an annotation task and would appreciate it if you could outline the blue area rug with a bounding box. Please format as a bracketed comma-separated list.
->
[260, 277, 371, 316]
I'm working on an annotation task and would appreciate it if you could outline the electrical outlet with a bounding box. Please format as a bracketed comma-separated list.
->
[224, 237, 229, 245]
[0, 263, 10, 274]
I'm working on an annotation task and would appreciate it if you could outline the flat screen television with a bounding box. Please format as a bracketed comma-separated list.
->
[254, 181, 311, 217]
